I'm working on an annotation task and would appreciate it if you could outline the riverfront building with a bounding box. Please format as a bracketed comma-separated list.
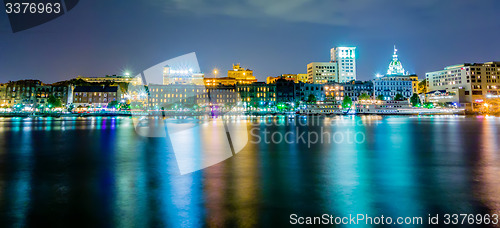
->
[324, 84, 345, 104]
[0, 83, 7, 107]
[76, 75, 142, 85]
[237, 82, 276, 105]
[72, 86, 121, 108]
[425, 62, 500, 106]
[163, 66, 204, 85]
[342, 81, 373, 101]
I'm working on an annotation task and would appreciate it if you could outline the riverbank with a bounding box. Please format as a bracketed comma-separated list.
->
[1, 111, 498, 118]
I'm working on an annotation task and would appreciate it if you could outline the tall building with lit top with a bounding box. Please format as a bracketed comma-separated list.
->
[331, 47, 356, 82]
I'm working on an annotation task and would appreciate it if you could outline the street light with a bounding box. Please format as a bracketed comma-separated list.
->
[213, 68, 219, 78]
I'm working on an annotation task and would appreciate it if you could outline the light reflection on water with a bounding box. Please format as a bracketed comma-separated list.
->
[0, 116, 499, 226]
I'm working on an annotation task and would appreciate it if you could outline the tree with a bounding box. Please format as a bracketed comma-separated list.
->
[342, 96, 352, 109]
[394, 93, 405, 101]
[410, 93, 421, 107]
[358, 93, 371, 100]
[107, 100, 119, 109]
[418, 79, 427, 94]
[376, 95, 385, 101]
[47, 95, 63, 108]
[307, 94, 317, 103]
[67, 104, 75, 112]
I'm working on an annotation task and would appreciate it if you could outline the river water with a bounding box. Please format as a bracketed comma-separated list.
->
[0, 116, 499, 227]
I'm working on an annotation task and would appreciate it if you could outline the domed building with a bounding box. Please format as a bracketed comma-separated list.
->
[387, 46, 408, 76]
[374, 46, 418, 100]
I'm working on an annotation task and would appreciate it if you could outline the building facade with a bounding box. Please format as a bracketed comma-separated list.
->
[299, 83, 325, 102]
[0, 83, 7, 107]
[342, 81, 373, 101]
[237, 82, 276, 105]
[163, 66, 204, 85]
[3, 80, 43, 106]
[425, 62, 500, 105]
[297, 74, 308, 83]
[331, 47, 356, 82]
[266, 74, 309, 84]
[424, 89, 467, 105]
[307, 62, 338, 84]
[72, 86, 121, 108]
[324, 84, 345, 104]
[204, 64, 257, 86]
[77, 75, 142, 85]
[374, 75, 418, 100]
[276, 79, 298, 102]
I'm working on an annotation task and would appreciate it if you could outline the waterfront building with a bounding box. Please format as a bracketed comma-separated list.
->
[148, 84, 246, 111]
[331, 47, 357, 82]
[275, 79, 326, 102]
[3, 80, 42, 106]
[76, 75, 142, 85]
[324, 84, 344, 104]
[1, 80, 72, 108]
[355, 100, 413, 114]
[374, 75, 418, 100]
[342, 81, 373, 101]
[425, 62, 500, 106]
[0, 83, 7, 107]
[148, 84, 208, 109]
[299, 83, 326, 102]
[204, 64, 257, 86]
[207, 86, 240, 107]
[72, 86, 121, 108]
[307, 62, 338, 84]
[374, 46, 418, 100]
[163, 66, 204, 85]
[424, 89, 467, 106]
[276, 79, 298, 102]
[237, 82, 276, 106]
[35, 85, 71, 105]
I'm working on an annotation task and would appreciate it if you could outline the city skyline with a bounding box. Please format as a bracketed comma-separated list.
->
[0, 0, 499, 83]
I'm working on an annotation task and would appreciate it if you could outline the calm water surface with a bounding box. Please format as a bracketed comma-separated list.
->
[0, 116, 500, 227]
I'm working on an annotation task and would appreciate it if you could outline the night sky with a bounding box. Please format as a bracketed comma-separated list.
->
[0, 0, 499, 83]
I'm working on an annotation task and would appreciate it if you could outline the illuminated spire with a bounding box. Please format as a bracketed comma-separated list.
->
[387, 45, 407, 75]
[393, 45, 398, 60]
